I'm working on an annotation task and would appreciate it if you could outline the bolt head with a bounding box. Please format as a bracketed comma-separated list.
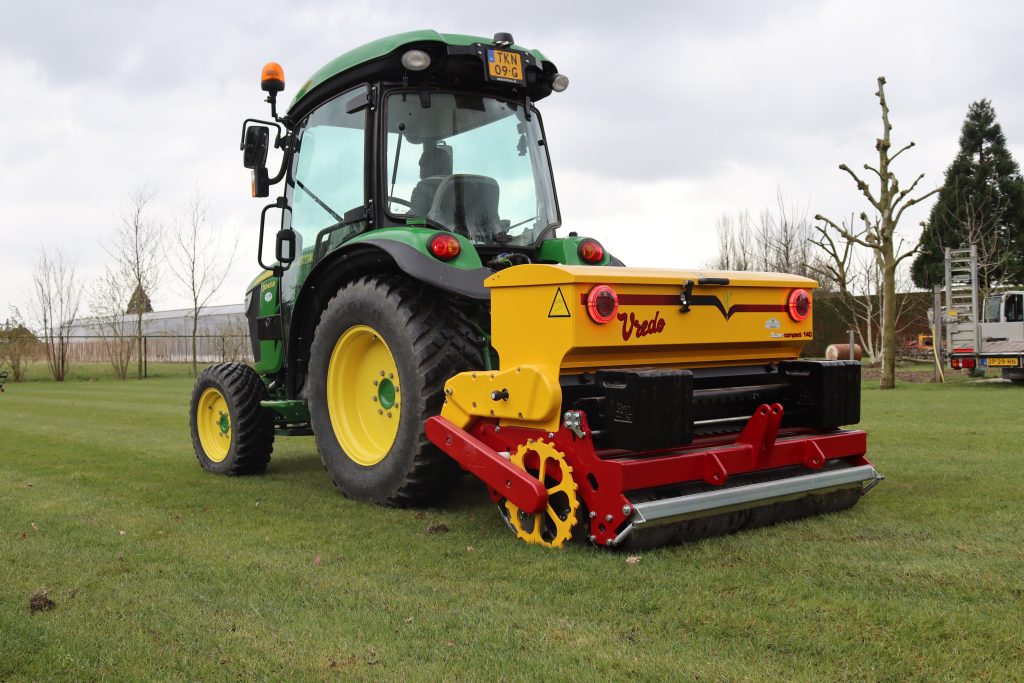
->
[622, 505, 632, 515]
[589, 511, 596, 519]
[605, 514, 613, 522]
[588, 535, 596, 543]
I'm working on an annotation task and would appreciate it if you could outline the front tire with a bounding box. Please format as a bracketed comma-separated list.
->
[307, 276, 479, 506]
[190, 362, 274, 475]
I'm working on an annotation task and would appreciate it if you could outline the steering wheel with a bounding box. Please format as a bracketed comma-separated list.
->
[387, 196, 413, 209]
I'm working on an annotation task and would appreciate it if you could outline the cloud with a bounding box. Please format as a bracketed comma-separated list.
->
[2, 0, 1023, 323]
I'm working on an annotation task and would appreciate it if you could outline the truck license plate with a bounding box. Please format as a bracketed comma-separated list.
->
[486, 49, 524, 84]
[986, 357, 1020, 367]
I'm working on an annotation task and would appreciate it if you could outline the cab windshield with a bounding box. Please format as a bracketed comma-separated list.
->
[384, 92, 559, 246]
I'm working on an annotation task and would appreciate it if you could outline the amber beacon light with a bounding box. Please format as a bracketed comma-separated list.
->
[261, 62, 285, 93]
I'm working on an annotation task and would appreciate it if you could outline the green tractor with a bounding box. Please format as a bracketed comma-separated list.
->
[191, 30, 603, 503]
[190, 30, 878, 549]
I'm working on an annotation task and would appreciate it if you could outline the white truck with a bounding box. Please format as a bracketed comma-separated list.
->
[944, 246, 1024, 384]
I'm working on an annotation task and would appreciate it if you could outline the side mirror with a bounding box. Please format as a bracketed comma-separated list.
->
[242, 125, 270, 169]
[275, 228, 296, 266]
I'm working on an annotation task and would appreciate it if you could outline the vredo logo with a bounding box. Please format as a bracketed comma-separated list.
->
[618, 310, 666, 341]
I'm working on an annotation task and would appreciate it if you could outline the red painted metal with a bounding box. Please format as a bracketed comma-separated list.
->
[432, 405, 870, 546]
[424, 416, 548, 513]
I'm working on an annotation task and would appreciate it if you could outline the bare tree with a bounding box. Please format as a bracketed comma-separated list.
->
[89, 265, 137, 380]
[0, 306, 40, 381]
[215, 317, 253, 363]
[107, 185, 163, 379]
[814, 77, 941, 390]
[710, 190, 816, 278]
[169, 188, 238, 375]
[30, 248, 82, 381]
[811, 219, 918, 363]
[944, 182, 1017, 300]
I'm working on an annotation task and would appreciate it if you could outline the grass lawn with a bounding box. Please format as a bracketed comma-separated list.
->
[1, 364, 1022, 681]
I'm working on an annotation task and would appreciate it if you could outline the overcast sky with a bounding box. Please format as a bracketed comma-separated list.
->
[2, 0, 1022, 321]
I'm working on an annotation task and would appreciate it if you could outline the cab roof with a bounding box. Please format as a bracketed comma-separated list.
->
[289, 30, 552, 111]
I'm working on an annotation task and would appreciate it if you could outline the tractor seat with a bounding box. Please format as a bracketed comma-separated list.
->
[427, 174, 501, 240]
[409, 176, 445, 217]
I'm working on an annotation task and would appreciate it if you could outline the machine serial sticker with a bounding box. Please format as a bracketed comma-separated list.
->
[764, 317, 781, 329]
[548, 288, 571, 318]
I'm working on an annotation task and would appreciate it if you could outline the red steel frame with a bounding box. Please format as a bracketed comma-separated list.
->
[426, 403, 870, 546]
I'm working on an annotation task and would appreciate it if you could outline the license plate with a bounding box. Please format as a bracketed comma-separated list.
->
[986, 357, 1020, 367]
[486, 49, 524, 84]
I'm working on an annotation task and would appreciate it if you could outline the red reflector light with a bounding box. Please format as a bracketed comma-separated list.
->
[788, 288, 811, 321]
[586, 284, 618, 323]
[962, 357, 976, 369]
[578, 239, 605, 264]
[950, 358, 961, 369]
[428, 233, 461, 261]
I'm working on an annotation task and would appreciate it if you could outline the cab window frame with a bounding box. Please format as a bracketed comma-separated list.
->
[377, 87, 562, 245]
[283, 83, 372, 262]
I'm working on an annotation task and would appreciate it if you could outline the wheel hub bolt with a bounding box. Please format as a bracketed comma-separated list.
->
[605, 514, 613, 522]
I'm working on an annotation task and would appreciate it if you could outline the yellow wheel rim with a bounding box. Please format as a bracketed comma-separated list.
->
[197, 387, 232, 463]
[326, 324, 401, 466]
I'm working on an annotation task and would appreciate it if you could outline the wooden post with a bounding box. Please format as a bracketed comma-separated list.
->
[933, 285, 943, 383]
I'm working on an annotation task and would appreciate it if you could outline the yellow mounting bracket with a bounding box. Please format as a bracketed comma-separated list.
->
[440, 365, 562, 432]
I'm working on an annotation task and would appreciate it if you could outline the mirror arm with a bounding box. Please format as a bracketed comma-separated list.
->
[268, 136, 294, 185]
[258, 196, 289, 275]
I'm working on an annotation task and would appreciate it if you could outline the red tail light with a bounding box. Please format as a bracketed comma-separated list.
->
[586, 284, 618, 323]
[788, 288, 811, 322]
[962, 357, 976, 369]
[578, 239, 605, 264]
[428, 233, 461, 261]
[951, 358, 961, 369]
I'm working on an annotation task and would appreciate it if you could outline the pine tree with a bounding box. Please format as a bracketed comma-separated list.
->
[126, 284, 153, 315]
[912, 100, 1024, 288]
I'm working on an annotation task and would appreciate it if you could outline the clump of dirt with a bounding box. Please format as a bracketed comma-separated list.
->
[426, 523, 449, 535]
[29, 588, 55, 614]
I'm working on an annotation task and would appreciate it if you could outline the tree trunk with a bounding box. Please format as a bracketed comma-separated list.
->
[879, 248, 897, 389]
[136, 312, 143, 380]
[191, 311, 199, 376]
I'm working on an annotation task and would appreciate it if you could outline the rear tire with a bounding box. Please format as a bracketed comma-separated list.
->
[307, 276, 480, 506]
[190, 362, 274, 475]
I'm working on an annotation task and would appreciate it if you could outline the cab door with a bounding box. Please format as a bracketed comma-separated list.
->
[281, 85, 370, 304]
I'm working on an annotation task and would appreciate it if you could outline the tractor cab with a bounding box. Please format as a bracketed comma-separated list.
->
[240, 30, 605, 303]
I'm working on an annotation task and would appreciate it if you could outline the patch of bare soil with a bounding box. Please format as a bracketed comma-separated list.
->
[29, 588, 55, 614]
